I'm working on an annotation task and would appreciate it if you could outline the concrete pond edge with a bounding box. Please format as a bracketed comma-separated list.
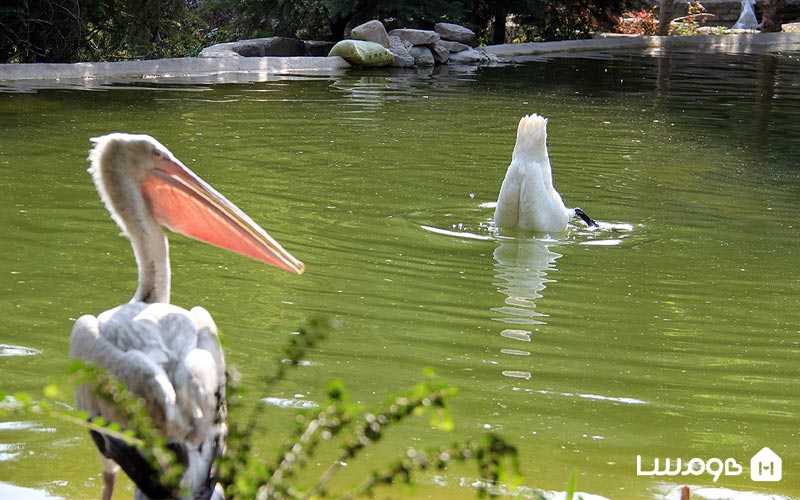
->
[1, 32, 798, 86]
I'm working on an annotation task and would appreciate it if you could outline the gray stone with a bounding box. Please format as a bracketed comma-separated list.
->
[409, 45, 435, 66]
[388, 36, 415, 67]
[448, 48, 496, 64]
[438, 40, 470, 53]
[238, 37, 308, 57]
[389, 35, 412, 50]
[199, 43, 241, 58]
[201, 37, 308, 57]
[429, 42, 450, 64]
[350, 20, 391, 47]
[434, 22, 476, 44]
[388, 28, 440, 46]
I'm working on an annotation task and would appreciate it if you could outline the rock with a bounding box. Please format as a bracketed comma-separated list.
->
[438, 40, 470, 53]
[199, 42, 241, 58]
[389, 35, 412, 50]
[350, 20, 391, 47]
[434, 22, 476, 44]
[233, 37, 307, 57]
[388, 36, 415, 67]
[388, 28, 440, 46]
[409, 45, 435, 66]
[305, 40, 336, 56]
[328, 39, 395, 67]
[448, 48, 497, 65]
[199, 38, 309, 57]
[429, 42, 450, 64]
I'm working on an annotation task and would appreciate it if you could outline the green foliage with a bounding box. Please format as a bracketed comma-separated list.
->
[81, 0, 192, 60]
[1, 0, 651, 62]
[513, 0, 644, 41]
[0, 0, 85, 62]
[669, 1, 713, 36]
[219, 0, 467, 41]
[0, 0, 211, 63]
[2, 362, 186, 496]
[1, 316, 524, 498]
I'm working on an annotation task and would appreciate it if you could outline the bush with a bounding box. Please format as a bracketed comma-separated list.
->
[615, 8, 658, 35]
[1, 318, 523, 499]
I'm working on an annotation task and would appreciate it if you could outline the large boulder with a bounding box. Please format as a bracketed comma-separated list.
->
[233, 37, 307, 57]
[438, 40, 470, 53]
[388, 28, 440, 45]
[388, 36, 415, 67]
[350, 20, 391, 47]
[434, 22, 476, 44]
[198, 42, 241, 58]
[408, 45, 435, 66]
[199, 37, 309, 57]
[448, 48, 496, 65]
[429, 42, 450, 64]
[328, 39, 395, 67]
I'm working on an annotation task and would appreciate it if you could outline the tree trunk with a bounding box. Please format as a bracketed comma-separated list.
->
[656, 0, 674, 36]
[329, 16, 349, 41]
[761, 0, 784, 32]
[491, 7, 507, 45]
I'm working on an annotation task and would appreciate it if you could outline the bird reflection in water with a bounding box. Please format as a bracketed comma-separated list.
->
[492, 237, 562, 381]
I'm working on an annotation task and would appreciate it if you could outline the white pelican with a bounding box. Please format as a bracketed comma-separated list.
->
[69, 133, 304, 500]
[494, 114, 597, 232]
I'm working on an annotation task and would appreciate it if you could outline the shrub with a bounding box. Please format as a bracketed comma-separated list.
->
[615, 8, 658, 35]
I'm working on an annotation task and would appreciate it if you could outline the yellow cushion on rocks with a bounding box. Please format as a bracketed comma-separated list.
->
[328, 40, 394, 67]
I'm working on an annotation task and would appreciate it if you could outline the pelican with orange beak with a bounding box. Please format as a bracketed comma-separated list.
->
[69, 133, 304, 500]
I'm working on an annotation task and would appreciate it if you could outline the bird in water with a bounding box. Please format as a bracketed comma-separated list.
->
[494, 114, 597, 232]
[69, 133, 305, 500]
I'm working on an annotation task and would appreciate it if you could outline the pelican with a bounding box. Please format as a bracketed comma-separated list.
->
[69, 133, 304, 500]
[494, 114, 597, 232]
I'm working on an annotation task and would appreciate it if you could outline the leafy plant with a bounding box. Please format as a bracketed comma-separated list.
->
[1, 317, 523, 499]
[615, 8, 658, 35]
[670, 1, 714, 36]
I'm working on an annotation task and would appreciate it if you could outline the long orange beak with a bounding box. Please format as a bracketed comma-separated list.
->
[140, 156, 304, 275]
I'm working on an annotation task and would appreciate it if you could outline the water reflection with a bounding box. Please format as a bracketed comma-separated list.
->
[492, 237, 560, 325]
[753, 54, 778, 152]
[329, 65, 481, 108]
[0, 482, 62, 500]
[492, 236, 562, 380]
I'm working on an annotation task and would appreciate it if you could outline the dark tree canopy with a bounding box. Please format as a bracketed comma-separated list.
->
[1, 0, 197, 63]
[231, 0, 641, 42]
[1, 0, 646, 63]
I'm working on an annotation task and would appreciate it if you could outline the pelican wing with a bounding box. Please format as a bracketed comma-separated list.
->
[70, 302, 226, 497]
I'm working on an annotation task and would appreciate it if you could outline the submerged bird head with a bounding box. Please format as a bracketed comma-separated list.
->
[495, 114, 600, 232]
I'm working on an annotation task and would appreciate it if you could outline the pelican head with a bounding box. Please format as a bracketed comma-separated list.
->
[89, 133, 304, 303]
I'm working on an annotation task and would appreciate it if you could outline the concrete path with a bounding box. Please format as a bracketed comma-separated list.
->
[1, 33, 798, 86]
[483, 32, 800, 60]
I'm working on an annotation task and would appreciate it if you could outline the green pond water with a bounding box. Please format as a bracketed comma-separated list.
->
[0, 49, 799, 499]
